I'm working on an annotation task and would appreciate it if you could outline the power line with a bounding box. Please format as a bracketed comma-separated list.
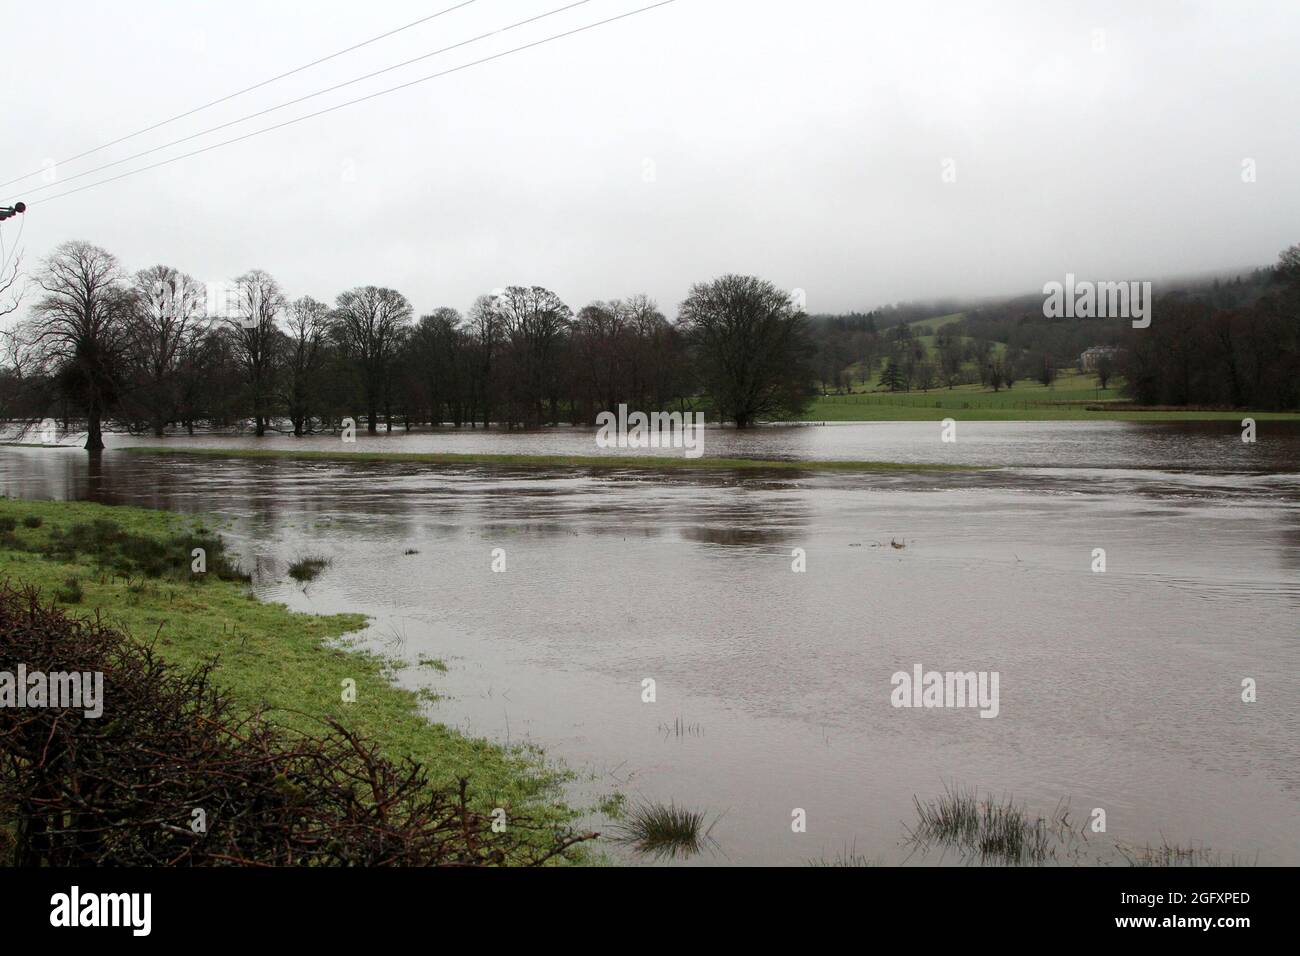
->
[0, 0, 477, 190]
[14, 0, 594, 199]
[27, 0, 679, 207]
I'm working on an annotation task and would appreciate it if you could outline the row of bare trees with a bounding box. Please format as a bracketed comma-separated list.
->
[0, 240, 817, 447]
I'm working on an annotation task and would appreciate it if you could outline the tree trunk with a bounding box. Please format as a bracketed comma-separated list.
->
[84, 412, 105, 451]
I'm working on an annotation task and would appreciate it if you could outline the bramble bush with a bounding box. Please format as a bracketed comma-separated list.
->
[0, 584, 593, 866]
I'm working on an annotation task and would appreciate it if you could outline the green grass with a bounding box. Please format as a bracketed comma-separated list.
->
[17, 514, 248, 583]
[53, 575, 83, 604]
[120, 446, 980, 472]
[804, 371, 1300, 421]
[820, 311, 1300, 421]
[905, 311, 966, 334]
[0, 497, 577, 847]
[418, 655, 448, 673]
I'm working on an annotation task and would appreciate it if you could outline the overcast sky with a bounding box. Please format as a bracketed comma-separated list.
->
[2, 0, 1297, 319]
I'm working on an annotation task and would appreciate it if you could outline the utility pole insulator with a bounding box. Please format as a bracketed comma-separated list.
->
[0, 202, 26, 222]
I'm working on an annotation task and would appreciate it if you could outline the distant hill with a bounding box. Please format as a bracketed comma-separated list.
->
[807, 253, 1297, 409]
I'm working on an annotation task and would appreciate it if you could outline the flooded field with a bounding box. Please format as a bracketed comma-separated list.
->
[2, 421, 1298, 865]
[52, 417, 1300, 471]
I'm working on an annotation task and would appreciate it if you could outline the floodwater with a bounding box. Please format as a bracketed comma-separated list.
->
[2, 421, 1298, 866]
[55, 417, 1300, 471]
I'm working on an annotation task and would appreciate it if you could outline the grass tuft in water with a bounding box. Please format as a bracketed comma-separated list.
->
[610, 798, 721, 860]
[907, 783, 1074, 865]
[807, 842, 877, 867]
[287, 555, 331, 582]
[1117, 838, 1250, 867]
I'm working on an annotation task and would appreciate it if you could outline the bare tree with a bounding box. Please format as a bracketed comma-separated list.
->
[332, 286, 412, 433]
[467, 294, 503, 428]
[227, 269, 285, 436]
[126, 265, 207, 436]
[572, 301, 628, 415]
[494, 286, 571, 427]
[26, 241, 132, 450]
[408, 307, 466, 426]
[571, 295, 680, 419]
[0, 249, 24, 322]
[283, 295, 329, 435]
[175, 326, 237, 434]
[678, 274, 816, 427]
[0, 249, 30, 424]
[1035, 353, 1057, 388]
[621, 294, 680, 409]
[1094, 353, 1115, 389]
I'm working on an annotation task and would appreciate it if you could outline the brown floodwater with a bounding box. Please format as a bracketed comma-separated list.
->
[2, 421, 1297, 865]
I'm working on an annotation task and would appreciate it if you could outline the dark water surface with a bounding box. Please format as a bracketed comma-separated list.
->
[2, 421, 1297, 865]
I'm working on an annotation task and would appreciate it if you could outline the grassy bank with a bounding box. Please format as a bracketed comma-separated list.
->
[120, 446, 980, 472]
[802, 371, 1300, 422]
[0, 497, 576, 840]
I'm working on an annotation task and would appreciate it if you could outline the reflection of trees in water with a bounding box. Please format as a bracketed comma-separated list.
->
[678, 494, 811, 552]
[679, 524, 803, 549]
[1278, 521, 1300, 574]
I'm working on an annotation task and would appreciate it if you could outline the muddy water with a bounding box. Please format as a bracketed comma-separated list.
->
[41, 417, 1300, 471]
[2, 422, 1298, 865]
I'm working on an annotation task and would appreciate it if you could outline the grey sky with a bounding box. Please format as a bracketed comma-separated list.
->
[3, 0, 1297, 319]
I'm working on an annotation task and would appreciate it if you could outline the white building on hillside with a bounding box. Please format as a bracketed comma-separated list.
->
[1079, 346, 1120, 371]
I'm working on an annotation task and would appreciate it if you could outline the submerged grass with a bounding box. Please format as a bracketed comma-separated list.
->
[287, 555, 331, 582]
[906, 784, 1245, 867]
[0, 497, 580, 858]
[121, 445, 979, 473]
[907, 783, 1077, 865]
[807, 842, 877, 867]
[1117, 838, 1254, 867]
[610, 798, 722, 860]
